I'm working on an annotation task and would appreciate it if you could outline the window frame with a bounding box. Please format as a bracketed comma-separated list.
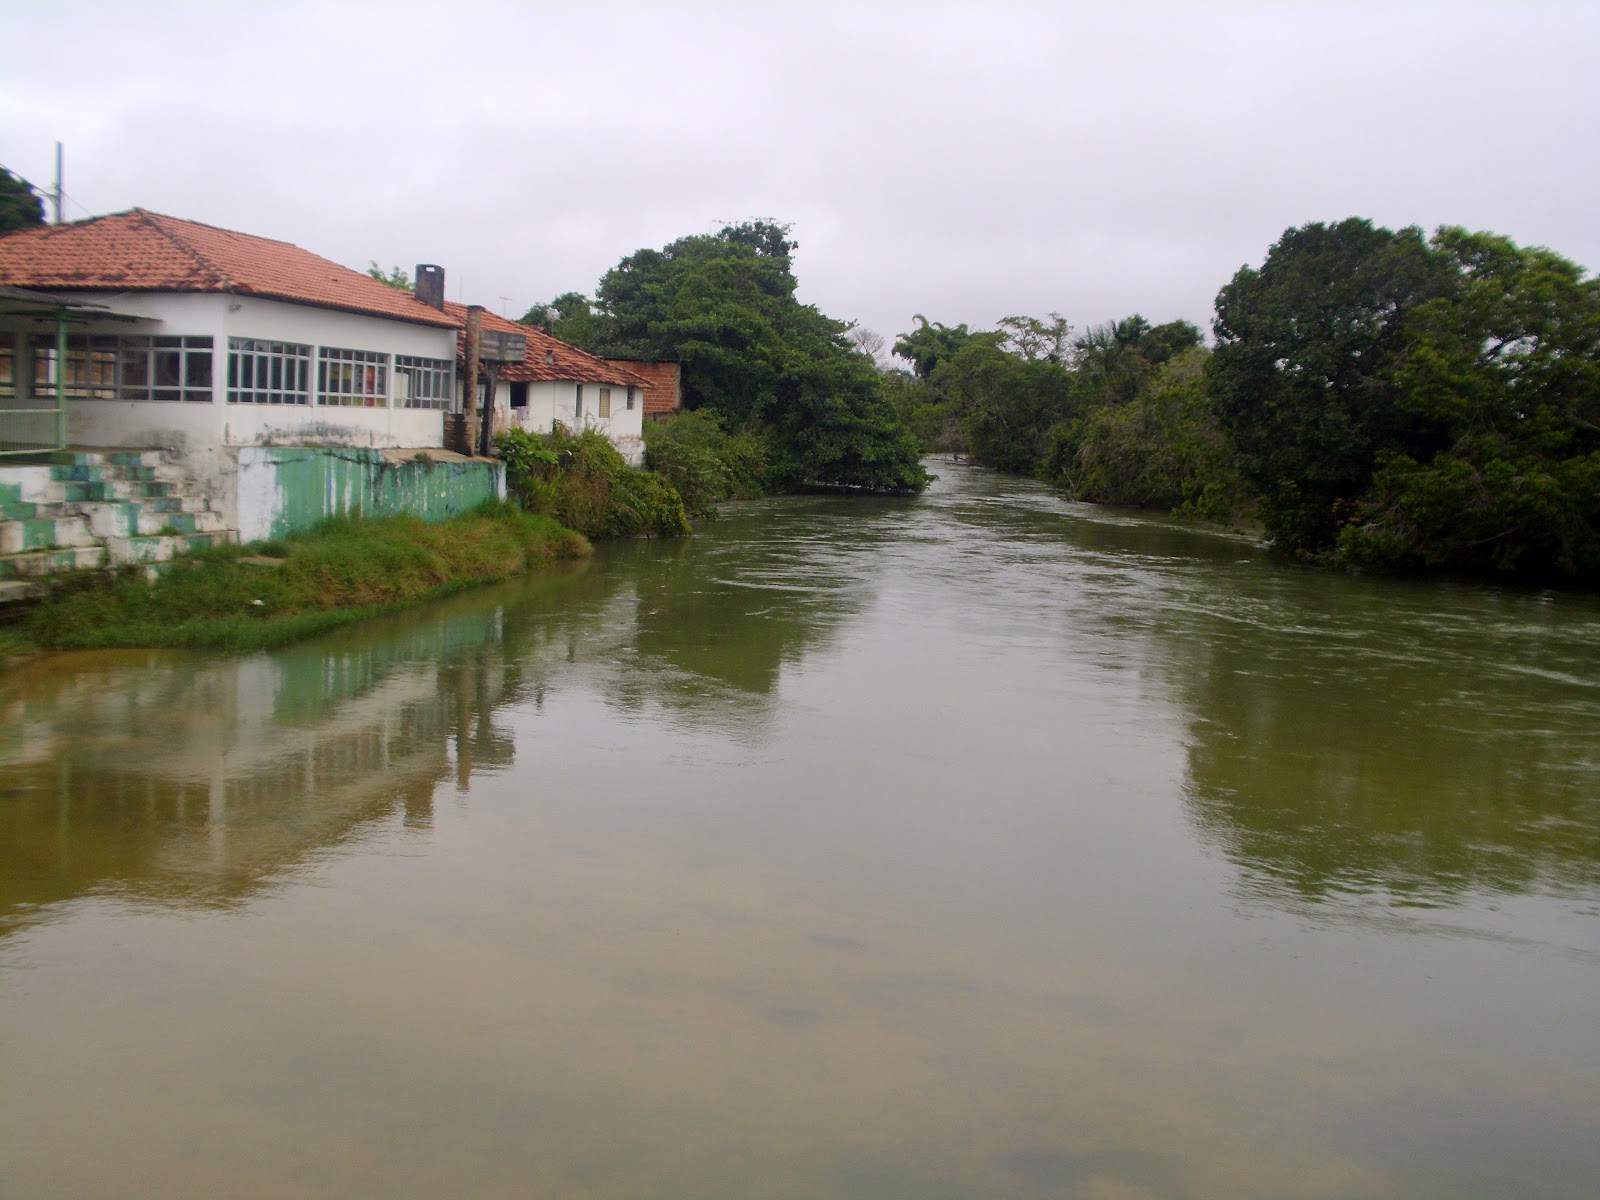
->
[394, 354, 456, 411]
[228, 338, 313, 406]
[25, 333, 214, 403]
[317, 346, 390, 407]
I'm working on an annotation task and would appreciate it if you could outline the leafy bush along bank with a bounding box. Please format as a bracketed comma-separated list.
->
[528, 221, 929, 496]
[887, 219, 1600, 585]
[496, 426, 690, 539]
[17, 503, 589, 655]
[642, 409, 772, 517]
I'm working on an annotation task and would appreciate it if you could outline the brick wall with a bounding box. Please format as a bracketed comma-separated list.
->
[605, 360, 681, 419]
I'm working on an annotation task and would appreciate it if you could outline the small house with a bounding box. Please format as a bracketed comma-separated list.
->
[447, 304, 650, 465]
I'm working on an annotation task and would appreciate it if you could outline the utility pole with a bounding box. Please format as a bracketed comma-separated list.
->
[464, 305, 483, 456]
[52, 142, 63, 225]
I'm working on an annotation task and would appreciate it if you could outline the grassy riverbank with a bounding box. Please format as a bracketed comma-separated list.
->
[5, 502, 588, 662]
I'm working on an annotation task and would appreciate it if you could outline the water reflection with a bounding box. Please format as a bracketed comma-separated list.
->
[916, 467, 1600, 910]
[0, 511, 876, 931]
[3, 467, 1600, 1199]
[0, 592, 530, 924]
[1155, 575, 1600, 906]
[612, 495, 889, 704]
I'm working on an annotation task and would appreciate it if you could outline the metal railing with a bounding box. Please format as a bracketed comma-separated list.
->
[0, 322, 68, 456]
[0, 405, 64, 455]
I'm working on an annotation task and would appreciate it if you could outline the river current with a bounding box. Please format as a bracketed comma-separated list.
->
[3, 463, 1597, 1199]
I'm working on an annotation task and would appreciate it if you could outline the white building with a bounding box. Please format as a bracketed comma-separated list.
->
[453, 304, 650, 466]
[0, 209, 463, 455]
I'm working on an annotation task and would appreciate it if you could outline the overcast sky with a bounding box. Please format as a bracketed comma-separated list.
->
[3, 1, 1596, 349]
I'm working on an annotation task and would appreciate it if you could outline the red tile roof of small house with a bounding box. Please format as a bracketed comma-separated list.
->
[0, 209, 461, 329]
[445, 303, 650, 389]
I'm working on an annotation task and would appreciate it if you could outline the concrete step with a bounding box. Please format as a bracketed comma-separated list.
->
[0, 515, 98, 555]
[1, 450, 235, 581]
[104, 450, 169, 469]
[0, 578, 45, 604]
[146, 495, 216, 515]
[83, 499, 228, 539]
[0, 544, 107, 579]
[96, 479, 176, 501]
[104, 530, 234, 566]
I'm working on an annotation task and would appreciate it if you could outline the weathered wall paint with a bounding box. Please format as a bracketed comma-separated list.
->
[506, 380, 646, 466]
[235, 447, 505, 543]
[38, 293, 457, 454]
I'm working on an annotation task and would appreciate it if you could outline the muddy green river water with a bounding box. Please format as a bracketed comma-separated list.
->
[2, 464, 1598, 1199]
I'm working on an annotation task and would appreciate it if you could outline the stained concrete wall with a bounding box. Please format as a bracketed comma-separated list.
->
[40, 293, 458, 454]
[506, 380, 645, 466]
[234, 446, 505, 543]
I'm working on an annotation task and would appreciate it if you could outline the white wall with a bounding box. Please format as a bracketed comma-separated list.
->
[507, 379, 645, 465]
[47, 292, 457, 455]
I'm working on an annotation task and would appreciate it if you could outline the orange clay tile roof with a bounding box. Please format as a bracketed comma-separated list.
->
[0, 208, 461, 329]
[444, 302, 650, 389]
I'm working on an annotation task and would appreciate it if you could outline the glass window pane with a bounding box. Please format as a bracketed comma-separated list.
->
[154, 351, 181, 388]
[121, 348, 149, 387]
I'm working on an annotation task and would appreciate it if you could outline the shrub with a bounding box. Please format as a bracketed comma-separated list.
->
[643, 409, 771, 516]
[497, 426, 691, 538]
[21, 502, 589, 653]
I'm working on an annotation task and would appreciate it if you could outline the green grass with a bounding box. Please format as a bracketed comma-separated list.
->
[9, 502, 589, 658]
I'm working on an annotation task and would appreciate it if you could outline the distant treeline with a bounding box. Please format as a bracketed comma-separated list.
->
[884, 219, 1600, 585]
[533, 216, 1598, 585]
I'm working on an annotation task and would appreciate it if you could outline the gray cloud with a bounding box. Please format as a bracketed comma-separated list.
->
[3, 0, 1595, 347]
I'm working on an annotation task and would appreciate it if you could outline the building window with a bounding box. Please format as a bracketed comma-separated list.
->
[318, 346, 389, 407]
[598, 386, 611, 418]
[228, 338, 312, 405]
[575, 383, 583, 418]
[21, 334, 119, 400]
[394, 355, 455, 410]
[626, 385, 636, 411]
[24, 334, 213, 402]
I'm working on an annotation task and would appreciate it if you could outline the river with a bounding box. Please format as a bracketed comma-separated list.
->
[2, 463, 1597, 1199]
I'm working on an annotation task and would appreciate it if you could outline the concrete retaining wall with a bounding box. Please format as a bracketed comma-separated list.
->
[234, 446, 506, 543]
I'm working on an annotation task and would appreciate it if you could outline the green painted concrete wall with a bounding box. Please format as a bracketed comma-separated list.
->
[236, 447, 505, 543]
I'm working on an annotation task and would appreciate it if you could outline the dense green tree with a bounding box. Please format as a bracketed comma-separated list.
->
[1338, 229, 1600, 579]
[1208, 219, 1453, 554]
[643, 409, 771, 516]
[892, 315, 1001, 379]
[931, 337, 1076, 475]
[541, 221, 927, 493]
[523, 291, 609, 347]
[0, 168, 45, 234]
[1066, 315, 1201, 410]
[366, 262, 411, 290]
[1213, 217, 1600, 580]
[1055, 346, 1248, 520]
[997, 312, 1072, 363]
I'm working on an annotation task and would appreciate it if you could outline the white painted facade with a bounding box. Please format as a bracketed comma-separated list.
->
[23, 291, 457, 455]
[505, 379, 646, 466]
[1, 290, 471, 532]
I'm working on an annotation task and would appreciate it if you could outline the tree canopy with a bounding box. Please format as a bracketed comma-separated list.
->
[532, 221, 927, 493]
[1211, 219, 1600, 579]
[367, 262, 411, 290]
[1209, 218, 1451, 554]
[0, 168, 45, 234]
